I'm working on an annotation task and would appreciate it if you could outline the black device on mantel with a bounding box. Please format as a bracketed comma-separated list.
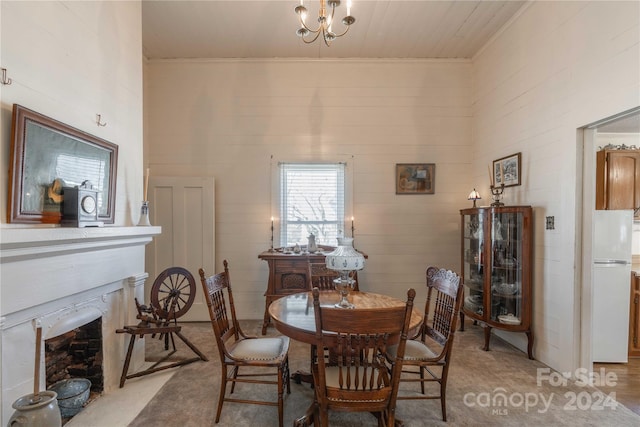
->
[61, 180, 104, 227]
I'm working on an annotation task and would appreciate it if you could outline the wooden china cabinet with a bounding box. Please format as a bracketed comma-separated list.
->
[459, 205, 534, 359]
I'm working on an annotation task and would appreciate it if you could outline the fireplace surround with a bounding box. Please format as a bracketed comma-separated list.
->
[0, 226, 160, 425]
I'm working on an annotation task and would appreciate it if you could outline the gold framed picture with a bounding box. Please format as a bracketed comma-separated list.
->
[395, 163, 435, 195]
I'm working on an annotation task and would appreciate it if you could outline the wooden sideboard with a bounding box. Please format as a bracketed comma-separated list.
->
[258, 246, 366, 335]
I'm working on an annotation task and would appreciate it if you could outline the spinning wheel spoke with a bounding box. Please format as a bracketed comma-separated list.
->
[150, 267, 197, 320]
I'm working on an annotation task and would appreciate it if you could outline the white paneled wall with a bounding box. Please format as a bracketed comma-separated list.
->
[472, 1, 640, 371]
[0, 2, 145, 424]
[144, 59, 473, 318]
[0, 1, 144, 226]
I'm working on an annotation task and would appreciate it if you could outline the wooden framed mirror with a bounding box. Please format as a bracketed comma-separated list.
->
[7, 104, 118, 224]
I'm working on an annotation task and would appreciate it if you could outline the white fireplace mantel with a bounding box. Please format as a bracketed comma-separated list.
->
[1, 226, 162, 261]
[0, 225, 161, 425]
[1, 226, 161, 318]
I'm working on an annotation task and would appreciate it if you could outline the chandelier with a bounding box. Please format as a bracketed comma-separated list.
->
[295, 0, 355, 46]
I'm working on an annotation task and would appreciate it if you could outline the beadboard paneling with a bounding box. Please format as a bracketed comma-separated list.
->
[145, 59, 473, 316]
[472, 1, 640, 372]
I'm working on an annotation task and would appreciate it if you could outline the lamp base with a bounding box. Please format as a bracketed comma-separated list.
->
[490, 184, 505, 207]
[334, 277, 355, 309]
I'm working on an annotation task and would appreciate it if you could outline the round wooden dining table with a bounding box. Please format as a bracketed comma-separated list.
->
[268, 290, 423, 344]
[269, 290, 422, 426]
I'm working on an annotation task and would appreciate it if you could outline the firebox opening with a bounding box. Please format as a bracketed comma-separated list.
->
[45, 317, 103, 422]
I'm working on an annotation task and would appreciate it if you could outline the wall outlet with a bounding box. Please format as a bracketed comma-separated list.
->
[546, 216, 555, 230]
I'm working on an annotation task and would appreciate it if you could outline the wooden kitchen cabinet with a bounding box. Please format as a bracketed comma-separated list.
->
[630, 271, 640, 358]
[596, 149, 640, 218]
[459, 206, 534, 359]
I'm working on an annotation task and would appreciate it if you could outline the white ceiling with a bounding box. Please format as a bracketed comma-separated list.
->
[142, 0, 527, 60]
[597, 111, 640, 134]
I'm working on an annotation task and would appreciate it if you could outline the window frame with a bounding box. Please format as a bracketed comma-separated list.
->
[271, 159, 353, 249]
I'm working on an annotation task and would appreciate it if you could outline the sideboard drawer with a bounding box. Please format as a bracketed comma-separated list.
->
[274, 259, 307, 273]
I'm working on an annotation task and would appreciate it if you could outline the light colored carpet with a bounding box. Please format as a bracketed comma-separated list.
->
[128, 321, 640, 426]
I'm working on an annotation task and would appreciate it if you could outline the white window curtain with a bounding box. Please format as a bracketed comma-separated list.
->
[279, 162, 346, 247]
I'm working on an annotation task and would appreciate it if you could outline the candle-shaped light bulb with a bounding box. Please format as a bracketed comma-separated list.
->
[347, 0, 352, 16]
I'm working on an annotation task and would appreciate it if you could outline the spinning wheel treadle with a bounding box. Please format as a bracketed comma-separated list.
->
[150, 266, 197, 320]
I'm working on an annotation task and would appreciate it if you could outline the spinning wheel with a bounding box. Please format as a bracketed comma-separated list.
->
[150, 267, 197, 320]
[116, 266, 206, 388]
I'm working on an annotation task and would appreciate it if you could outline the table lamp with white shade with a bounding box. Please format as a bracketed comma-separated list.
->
[468, 188, 481, 207]
[325, 237, 365, 308]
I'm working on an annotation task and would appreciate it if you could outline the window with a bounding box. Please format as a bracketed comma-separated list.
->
[279, 163, 346, 247]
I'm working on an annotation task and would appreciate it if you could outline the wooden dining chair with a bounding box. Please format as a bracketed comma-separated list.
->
[307, 262, 360, 291]
[386, 266, 463, 421]
[199, 261, 291, 427]
[304, 286, 416, 427]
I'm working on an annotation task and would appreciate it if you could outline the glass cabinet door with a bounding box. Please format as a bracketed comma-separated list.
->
[463, 212, 484, 317]
[490, 211, 523, 325]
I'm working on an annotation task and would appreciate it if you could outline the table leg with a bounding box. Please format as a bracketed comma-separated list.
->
[483, 324, 492, 351]
[526, 329, 534, 360]
[291, 371, 314, 386]
[292, 344, 315, 387]
[261, 308, 271, 335]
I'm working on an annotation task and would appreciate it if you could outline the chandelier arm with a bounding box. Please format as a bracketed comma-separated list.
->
[298, 16, 322, 34]
[329, 23, 351, 38]
[303, 31, 322, 44]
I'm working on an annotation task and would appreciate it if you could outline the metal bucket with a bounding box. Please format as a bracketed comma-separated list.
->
[47, 379, 91, 418]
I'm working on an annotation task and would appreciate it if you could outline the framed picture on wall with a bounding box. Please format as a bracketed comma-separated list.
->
[492, 152, 521, 187]
[395, 163, 435, 194]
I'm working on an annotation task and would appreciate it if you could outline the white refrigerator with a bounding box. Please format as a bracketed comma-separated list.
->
[592, 210, 633, 363]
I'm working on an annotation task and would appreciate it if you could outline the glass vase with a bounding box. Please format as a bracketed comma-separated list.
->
[137, 201, 151, 226]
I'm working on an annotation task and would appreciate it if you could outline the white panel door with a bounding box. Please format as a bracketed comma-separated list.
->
[146, 176, 214, 321]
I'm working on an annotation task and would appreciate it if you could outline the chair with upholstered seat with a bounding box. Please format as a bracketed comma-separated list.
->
[305, 286, 416, 427]
[199, 261, 291, 427]
[307, 262, 359, 291]
[386, 266, 463, 421]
